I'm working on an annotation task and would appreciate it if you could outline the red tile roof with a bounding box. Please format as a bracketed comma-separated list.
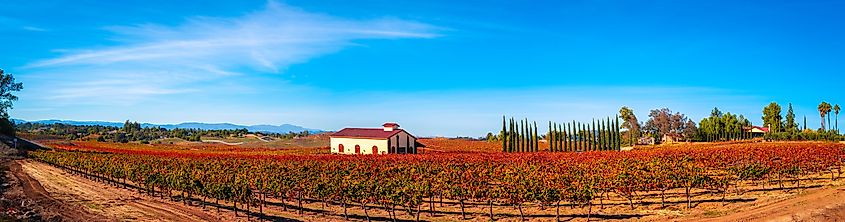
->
[331, 128, 415, 139]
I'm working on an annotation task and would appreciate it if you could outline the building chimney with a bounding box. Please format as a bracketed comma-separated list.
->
[383, 122, 399, 131]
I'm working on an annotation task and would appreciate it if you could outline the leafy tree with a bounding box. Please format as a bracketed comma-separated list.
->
[619, 106, 640, 146]
[643, 108, 692, 141]
[0, 69, 23, 119]
[0, 69, 23, 136]
[762, 102, 782, 133]
[682, 120, 697, 141]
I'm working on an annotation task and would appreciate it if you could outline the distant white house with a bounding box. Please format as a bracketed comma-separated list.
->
[744, 126, 770, 137]
[330, 123, 421, 154]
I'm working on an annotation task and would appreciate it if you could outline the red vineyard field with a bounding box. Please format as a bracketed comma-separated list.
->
[29, 142, 845, 221]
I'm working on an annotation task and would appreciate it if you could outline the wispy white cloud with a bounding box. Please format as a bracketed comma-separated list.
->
[25, 1, 439, 102]
[22, 26, 47, 32]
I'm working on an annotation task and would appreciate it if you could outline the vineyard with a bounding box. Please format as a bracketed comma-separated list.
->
[27, 141, 845, 221]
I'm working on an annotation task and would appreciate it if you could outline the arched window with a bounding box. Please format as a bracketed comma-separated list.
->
[372, 146, 378, 154]
[355, 145, 361, 154]
[338, 144, 344, 153]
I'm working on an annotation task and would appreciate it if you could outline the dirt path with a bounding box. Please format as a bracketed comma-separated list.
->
[201, 140, 245, 145]
[5, 159, 106, 221]
[688, 184, 845, 222]
[18, 159, 226, 222]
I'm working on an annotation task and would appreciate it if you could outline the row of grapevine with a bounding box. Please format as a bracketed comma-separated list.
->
[31, 142, 845, 221]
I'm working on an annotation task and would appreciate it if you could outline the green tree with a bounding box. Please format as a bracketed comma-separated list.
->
[0, 69, 22, 119]
[818, 102, 832, 131]
[618, 106, 639, 146]
[0, 69, 22, 136]
[762, 102, 783, 133]
[784, 103, 798, 134]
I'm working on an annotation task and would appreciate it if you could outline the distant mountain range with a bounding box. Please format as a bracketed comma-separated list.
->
[13, 119, 324, 134]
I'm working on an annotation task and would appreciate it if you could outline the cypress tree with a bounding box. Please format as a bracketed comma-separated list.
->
[523, 119, 528, 152]
[517, 118, 521, 151]
[507, 118, 511, 152]
[580, 122, 585, 152]
[524, 119, 528, 152]
[587, 121, 591, 151]
[530, 120, 534, 152]
[559, 123, 565, 152]
[559, 123, 564, 152]
[601, 119, 607, 150]
[590, 119, 597, 151]
[511, 118, 516, 152]
[518, 119, 523, 152]
[572, 122, 577, 152]
[581, 121, 586, 152]
[594, 120, 599, 151]
[555, 123, 560, 152]
[534, 121, 540, 152]
[509, 118, 513, 152]
[608, 118, 612, 150]
[591, 120, 595, 151]
[575, 122, 580, 152]
[502, 116, 507, 152]
[549, 121, 554, 152]
[615, 115, 621, 150]
[555, 122, 560, 152]
[608, 117, 613, 150]
[569, 121, 574, 152]
[516, 120, 525, 152]
[524, 120, 529, 152]
[604, 117, 610, 150]
[609, 117, 614, 150]
[588, 120, 593, 151]
[527, 120, 532, 152]
[526, 120, 534, 152]
[592, 119, 597, 151]
[562, 123, 567, 152]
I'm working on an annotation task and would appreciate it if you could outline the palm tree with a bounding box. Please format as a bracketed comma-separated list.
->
[819, 102, 832, 131]
[833, 104, 839, 132]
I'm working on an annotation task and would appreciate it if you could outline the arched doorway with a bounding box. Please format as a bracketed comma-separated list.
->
[355, 145, 361, 154]
[338, 144, 344, 153]
[372, 146, 378, 154]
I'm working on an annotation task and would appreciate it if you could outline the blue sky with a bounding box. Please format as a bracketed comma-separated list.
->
[2, 0, 844, 136]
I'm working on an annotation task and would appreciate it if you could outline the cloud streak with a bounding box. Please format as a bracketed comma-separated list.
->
[26, 1, 439, 101]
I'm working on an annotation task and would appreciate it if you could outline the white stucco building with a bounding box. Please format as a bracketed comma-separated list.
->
[330, 123, 421, 154]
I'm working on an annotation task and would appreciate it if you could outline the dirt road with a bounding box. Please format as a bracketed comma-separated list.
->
[689, 184, 845, 222]
[3, 158, 106, 221]
[17, 159, 226, 222]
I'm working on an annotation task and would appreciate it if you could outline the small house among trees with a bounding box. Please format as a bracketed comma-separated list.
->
[744, 126, 769, 137]
[330, 123, 421, 154]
